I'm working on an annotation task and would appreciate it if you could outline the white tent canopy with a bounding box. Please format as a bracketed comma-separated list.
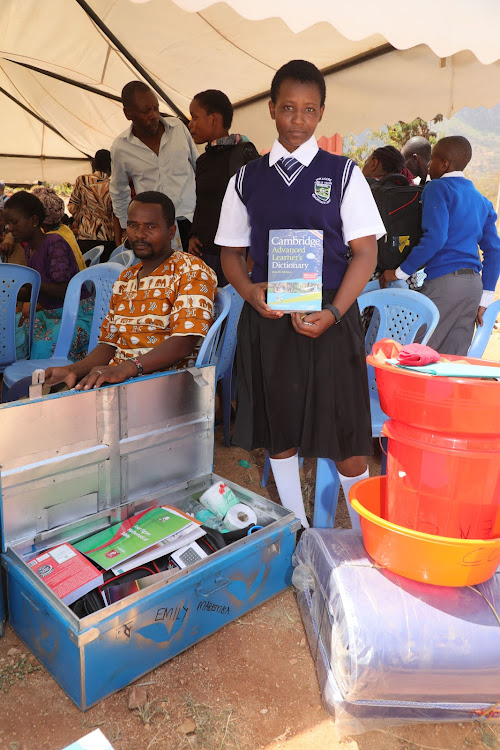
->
[2, 0, 500, 182]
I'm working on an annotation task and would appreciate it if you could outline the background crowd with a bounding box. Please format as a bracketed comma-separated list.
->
[0, 70, 498, 388]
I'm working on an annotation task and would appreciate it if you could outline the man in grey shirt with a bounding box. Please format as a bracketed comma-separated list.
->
[110, 81, 198, 250]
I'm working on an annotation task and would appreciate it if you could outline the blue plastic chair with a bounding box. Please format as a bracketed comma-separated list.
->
[361, 278, 407, 293]
[108, 247, 135, 268]
[1, 262, 123, 400]
[82, 245, 104, 267]
[0, 264, 41, 372]
[313, 288, 439, 528]
[468, 299, 500, 358]
[196, 285, 245, 445]
[218, 285, 245, 446]
[195, 287, 231, 380]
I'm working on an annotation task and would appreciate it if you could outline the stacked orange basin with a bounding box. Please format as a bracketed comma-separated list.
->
[351, 352, 500, 586]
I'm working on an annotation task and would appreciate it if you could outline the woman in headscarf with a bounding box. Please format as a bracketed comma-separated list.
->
[31, 185, 86, 270]
[4, 190, 93, 361]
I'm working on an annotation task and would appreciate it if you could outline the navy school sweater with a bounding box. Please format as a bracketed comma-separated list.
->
[235, 150, 355, 289]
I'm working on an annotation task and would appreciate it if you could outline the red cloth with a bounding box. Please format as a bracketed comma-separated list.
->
[397, 343, 440, 366]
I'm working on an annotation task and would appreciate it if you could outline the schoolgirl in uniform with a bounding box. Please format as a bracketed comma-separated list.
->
[215, 60, 385, 529]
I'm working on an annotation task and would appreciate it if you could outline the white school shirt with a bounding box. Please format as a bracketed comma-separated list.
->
[110, 116, 199, 228]
[215, 136, 386, 248]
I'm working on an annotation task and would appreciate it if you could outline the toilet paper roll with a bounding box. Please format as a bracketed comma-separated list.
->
[199, 481, 240, 518]
[224, 503, 258, 530]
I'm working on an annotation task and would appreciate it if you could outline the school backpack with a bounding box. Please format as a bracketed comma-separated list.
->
[370, 173, 424, 272]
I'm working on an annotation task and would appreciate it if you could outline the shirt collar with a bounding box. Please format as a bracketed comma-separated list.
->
[126, 116, 170, 143]
[268, 136, 319, 167]
[442, 171, 465, 178]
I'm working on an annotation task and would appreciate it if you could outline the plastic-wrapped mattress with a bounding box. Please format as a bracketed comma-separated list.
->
[292, 529, 500, 736]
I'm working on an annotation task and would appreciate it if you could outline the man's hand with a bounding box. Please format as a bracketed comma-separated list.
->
[45, 366, 79, 389]
[187, 236, 203, 257]
[379, 269, 398, 289]
[244, 282, 283, 319]
[75, 361, 137, 391]
[476, 305, 487, 327]
[291, 310, 335, 338]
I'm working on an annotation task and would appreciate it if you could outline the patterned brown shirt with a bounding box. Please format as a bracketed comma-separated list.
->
[99, 251, 217, 369]
[68, 171, 114, 241]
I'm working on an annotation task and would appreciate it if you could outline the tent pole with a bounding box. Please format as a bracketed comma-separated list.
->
[233, 43, 396, 110]
[74, 0, 187, 122]
[5, 60, 173, 119]
[0, 85, 91, 158]
[5, 59, 122, 103]
[0, 154, 90, 162]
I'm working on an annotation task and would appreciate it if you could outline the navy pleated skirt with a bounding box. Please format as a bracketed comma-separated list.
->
[233, 290, 373, 461]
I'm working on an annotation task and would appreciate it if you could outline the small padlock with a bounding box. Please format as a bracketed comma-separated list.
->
[29, 369, 45, 399]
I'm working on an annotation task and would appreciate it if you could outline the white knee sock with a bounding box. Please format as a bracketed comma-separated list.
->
[270, 453, 309, 528]
[339, 468, 369, 531]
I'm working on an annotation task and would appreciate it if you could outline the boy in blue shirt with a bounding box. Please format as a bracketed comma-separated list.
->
[381, 136, 500, 355]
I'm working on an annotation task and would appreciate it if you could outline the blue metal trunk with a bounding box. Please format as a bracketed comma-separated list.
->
[0, 367, 298, 708]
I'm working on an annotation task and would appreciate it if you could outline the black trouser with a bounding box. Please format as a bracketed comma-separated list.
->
[176, 218, 192, 252]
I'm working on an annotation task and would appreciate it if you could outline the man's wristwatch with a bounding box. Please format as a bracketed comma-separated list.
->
[131, 357, 144, 377]
[323, 303, 342, 324]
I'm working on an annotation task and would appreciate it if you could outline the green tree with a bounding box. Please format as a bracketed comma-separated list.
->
[343, 115, 443, 165]
[384, 115, 443, 147]
[341, 134, 380, 166]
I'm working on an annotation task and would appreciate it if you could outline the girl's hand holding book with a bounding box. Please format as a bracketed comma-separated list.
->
[245, 281, 284, 319]
[292, 310, 335, 338]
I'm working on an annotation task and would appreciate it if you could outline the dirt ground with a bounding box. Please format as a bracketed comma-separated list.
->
[1, 423, 500, 750]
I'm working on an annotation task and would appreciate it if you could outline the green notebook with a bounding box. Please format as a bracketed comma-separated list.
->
[75, 506, 197, 570]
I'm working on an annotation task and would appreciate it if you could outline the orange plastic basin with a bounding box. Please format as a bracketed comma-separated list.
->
[367, 353, 500, 435]
[349, 476, 500, 587]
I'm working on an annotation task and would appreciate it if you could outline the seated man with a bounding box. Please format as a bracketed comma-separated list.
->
[45, 191, 217, 392]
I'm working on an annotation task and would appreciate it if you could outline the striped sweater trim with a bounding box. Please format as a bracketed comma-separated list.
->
[340, 158, 355, 203]
[235, 164, 247, 203]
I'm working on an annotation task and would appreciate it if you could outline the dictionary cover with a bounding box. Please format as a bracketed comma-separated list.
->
[267, 229, 323, 312]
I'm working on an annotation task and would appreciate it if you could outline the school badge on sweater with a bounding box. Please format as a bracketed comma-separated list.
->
[313, 177, 332, 204]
